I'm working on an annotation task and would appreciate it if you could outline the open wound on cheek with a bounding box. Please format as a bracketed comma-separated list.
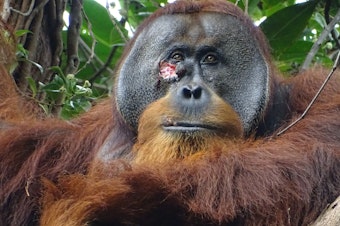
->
[159, 61, 178, 81]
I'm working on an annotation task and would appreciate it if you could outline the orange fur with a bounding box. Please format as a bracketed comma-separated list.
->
[0, 0, 339, 225]
[133, 93, 243, 164]
[39, 69, 340, 225]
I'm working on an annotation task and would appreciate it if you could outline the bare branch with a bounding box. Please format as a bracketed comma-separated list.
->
[301, 8, 340, 70]
[78, 38, 113, 76]
[1, 0, 11, 21]
[17, 6, 45, 90]
[9, 0, 35, 16]
[89, 44, 119, 84]
[20, 0, 49, 46]
[65, 0, 83, 75]
[105, 2, 128, 43]
[277, 50, 340, 136]
[75, 6, 97, 74]
[311, 195, 340, 226]
[48, 0, 66, 67]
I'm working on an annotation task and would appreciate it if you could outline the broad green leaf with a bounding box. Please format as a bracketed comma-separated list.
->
[261, 0, 295, 16]
[260, 0, 319, 54]
[276, 40, 313, 61]
[15, 30, 32, 37]
[82, 0, 126, 46]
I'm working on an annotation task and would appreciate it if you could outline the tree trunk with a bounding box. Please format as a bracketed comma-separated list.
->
[1, 0, 65, 95]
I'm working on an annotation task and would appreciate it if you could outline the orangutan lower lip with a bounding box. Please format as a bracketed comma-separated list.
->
[162, 121, 218, 132]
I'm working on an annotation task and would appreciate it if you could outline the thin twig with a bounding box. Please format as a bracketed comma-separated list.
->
[20, 0, 49, 46]
[76, 5, 97, 74]
[244, 0, 248, 15]
[105, 2, 128, 42]
[277, 50, 340, 136]
[89, 44, 119, 83]
[9, 0, 35, 16]
[78, 38, 110, 73]
[301, 8, 340, 70]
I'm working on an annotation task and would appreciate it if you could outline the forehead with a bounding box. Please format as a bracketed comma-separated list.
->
[140, 12, 250, 45]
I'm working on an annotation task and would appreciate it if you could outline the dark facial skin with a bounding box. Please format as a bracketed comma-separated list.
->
[115, 12, 270, 134]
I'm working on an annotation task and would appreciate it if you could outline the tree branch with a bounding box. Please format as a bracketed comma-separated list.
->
[277, 50, 340, 136]
[301, 7, 340, 70]
[89, 44, 119, 84]
[65, 0, 83, 75]
[311, 195, 340, 226]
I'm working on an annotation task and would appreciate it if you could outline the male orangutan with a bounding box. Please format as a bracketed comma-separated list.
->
[0, 0, 339, 225]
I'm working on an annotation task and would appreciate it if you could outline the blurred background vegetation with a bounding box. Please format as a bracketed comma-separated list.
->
[2, 0, 340, 118]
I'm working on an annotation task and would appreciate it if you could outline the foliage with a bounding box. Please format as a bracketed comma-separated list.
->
[13, 0, 340, 118]
[232, 0, 339, 73]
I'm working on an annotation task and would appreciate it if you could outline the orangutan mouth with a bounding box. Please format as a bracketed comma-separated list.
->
[162, 120, 219, 132]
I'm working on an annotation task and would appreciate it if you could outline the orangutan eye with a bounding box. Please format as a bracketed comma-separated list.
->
[202, 54, 218, 64]
[171, 52, 184, 62]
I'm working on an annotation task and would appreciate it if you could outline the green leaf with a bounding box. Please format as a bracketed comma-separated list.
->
[260, 0, 295, 17]
[16, 44, 29, 58]
[82, 0, 126, 46]
[60, 98, 92, 119]
[26, 77, 37, 98]
[41, 75, 64, 92]
[277, 40, 313, 61]
[15, 30, 32, 37]
[260, 0, 319, 54]
[274, 40, 313, 73]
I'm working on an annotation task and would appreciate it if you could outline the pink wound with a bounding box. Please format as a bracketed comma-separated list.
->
[159, 61, 177, 80]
